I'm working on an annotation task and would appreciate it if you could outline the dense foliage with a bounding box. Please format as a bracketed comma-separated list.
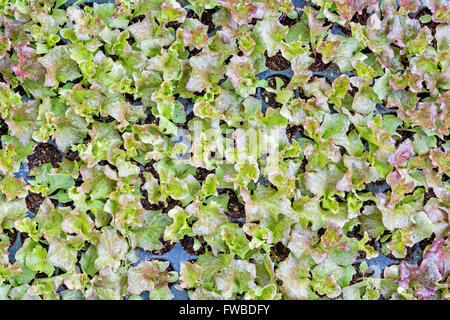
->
[0, 0, 449, 300]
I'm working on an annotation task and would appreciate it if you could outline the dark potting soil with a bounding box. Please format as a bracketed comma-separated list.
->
[347, 123, 356, 134]
[350, 7, 371, 26]
[130, 14, 146, 24]
[140, 191, 165, 211]
[308, 52, 330, 72]
[346, 225, 364, 241]
[138, 172, 165, 211]
[361, 47, 372, 55]
[144, 160, 160, 181]
[299, 157, 308, 173]
[227, 196, 245, 220]
[93, 115, 115, 123]
[166, 20, 182, 30]
[265, 51, 291, 71]
[186, 9, 198, 19]
[162, 197, 183, 214]
[349, 85, 358, 97]
[180, 235, 207, 256]
[418, 234, 436, 253]
[337, 24, 352, 37]
[64, 149, 80, 162]
[437, 135, 447, 147]
[350, 262, 364, 285]
[201, 9, 218, 34]
[149, 238, 177, 255]
[0, 118, 8, 136]
[144, 111, 160, 126]
[415, 88, 430, 100]
[194, 167, 215, 181]
[35, 272, 48, 279]
[7, 229, 28, 246]
[383, 231, 420, 262]
[270, 241, 291, 262]
[386, 244, 416, 262]
[368, 237, 380, 251]
[0, 118, 7, 150]
[187, 47, 202, 59]
[4, 228, 17, 245]
[14, 84, 27, 98]
[279, 13, 299, 27]
[298, 87, 308, 100]
[317, 227, 326, 239]
[267, 180, 279, 192]
[423, 188, 436, 206]
[249, 17, 258, 26]
[356, 250, 367, 260]
[394, 129, 415, 147]
[363, 199, 377, 208]
[27, 143, 62, 169]
[286, 124, 304, 141]
[416, 7, 439, 36]
[260, 75, 290, 109]
[218, 189, 246, 220]
[20, 231, 27, 243]
[25, 192, 46, 213]
[163, 260, 175, 273]
[401, 55, 410, 69]
[180, 114, 195, 130]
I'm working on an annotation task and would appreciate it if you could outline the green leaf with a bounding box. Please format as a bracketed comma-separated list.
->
[164, 206, 192, 242]
[320, 113, 350, 140]
[55, 0, 70, 9]
[129, 210, 172, 251]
